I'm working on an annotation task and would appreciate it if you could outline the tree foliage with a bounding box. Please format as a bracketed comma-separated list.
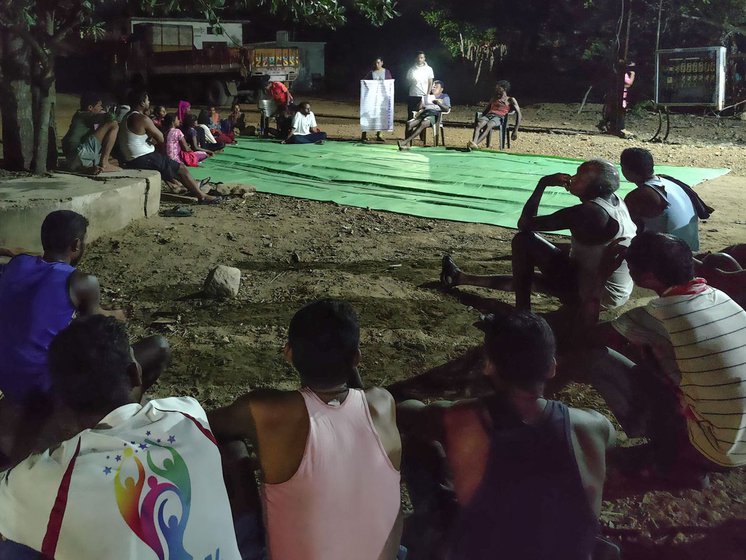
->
[244, 0, 399, 28]
[138, 0, 399, 28]
[421, 0, 746, 99]
[0, 0, 399, 173]
[421, 8, 505, 85]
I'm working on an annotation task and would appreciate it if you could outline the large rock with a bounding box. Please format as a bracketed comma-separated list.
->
[203, 265, 241, 299]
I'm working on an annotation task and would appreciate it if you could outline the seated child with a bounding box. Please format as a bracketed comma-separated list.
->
[222, 103, 246, 136]
[208, 107, 235, 143]
[164, 113, 208, 166]
[198, 109, 233, 146]
[182, 113, 222, 155]
[151, 105, 166, 128]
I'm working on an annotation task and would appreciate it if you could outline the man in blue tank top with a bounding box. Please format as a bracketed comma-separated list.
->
[620, 147, 704, 251]
[398, 311, 616, 560]
[0, 210, 170, 466]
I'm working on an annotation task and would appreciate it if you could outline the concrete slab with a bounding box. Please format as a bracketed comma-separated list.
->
[0, 170, 161, 252]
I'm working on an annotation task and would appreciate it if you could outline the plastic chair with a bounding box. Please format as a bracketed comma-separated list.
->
[474, 109, 517, 150]
[412, 108, 450, 147]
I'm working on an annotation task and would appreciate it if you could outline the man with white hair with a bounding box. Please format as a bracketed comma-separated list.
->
[441, 159, 636, 312]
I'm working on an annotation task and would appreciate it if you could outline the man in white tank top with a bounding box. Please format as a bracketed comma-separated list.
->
[208, 299, 402, 560]
[118, 90, 221, 204]
[441, 159, 636, 312]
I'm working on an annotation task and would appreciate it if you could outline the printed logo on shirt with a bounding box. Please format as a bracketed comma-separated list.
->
[107, 433, 221, 560]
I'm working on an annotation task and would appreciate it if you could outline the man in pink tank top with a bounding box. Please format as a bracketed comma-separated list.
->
[209, 299, 402, 560]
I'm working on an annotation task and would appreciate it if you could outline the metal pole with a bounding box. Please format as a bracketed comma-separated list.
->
[624, 0, 632, 62]
[656, 0, 663, 52]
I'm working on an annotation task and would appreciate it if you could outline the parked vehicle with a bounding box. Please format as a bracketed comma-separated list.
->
[111, 18, 299, 105]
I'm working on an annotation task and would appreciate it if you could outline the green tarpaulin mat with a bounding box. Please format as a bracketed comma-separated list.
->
[190, 139, 728, 232]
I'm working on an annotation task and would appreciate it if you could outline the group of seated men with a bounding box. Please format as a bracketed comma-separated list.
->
[0, 146, 745, 559]
[440, 147, 746, 484]
[61, 90, 221, 203]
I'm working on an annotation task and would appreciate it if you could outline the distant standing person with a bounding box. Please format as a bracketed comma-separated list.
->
[267, 80, 294, 113]
[406, 51, 434, 119]
[623, 62, 636, 110]
[599, 60, 635, 138]
[361, 57, 394, 143]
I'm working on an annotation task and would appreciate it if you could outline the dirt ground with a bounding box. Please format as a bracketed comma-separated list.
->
[29, 95, 746, 557]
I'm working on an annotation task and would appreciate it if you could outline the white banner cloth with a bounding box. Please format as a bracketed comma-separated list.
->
[360, 79, 395, 132]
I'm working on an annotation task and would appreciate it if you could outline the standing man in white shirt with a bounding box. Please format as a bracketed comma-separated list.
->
[283, 102, 327, 144]
[405, 52, 434, 122]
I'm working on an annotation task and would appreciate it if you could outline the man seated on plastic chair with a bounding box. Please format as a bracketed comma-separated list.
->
[468, 81, 522, 151]
[398, 80, 451, 151]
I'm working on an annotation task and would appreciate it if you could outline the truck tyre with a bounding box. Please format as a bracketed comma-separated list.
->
[206, 80, 230, 107]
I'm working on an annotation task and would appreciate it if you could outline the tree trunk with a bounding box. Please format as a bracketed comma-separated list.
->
[0, 32, 34, 171]
[33, 78, 54, 175]
[47, 81, 58, 171]
[32, 12, 57, 176]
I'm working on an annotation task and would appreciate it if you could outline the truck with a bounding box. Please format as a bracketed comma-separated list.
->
[111, 18, 300, 106]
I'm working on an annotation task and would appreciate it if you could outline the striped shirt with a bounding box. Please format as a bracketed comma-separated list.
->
[612, 286, 746, 466]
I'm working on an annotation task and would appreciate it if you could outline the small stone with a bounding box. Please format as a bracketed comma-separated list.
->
[226, 232, 237, 241]
[203, 265, 241, 299]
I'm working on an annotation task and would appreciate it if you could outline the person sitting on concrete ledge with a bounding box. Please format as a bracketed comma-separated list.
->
[398, 80, 451, 151]
[441, 159, 636, 312]
[0, 211, 170, 468]
[467, 81, 522, 150]
[117, 89, 221, 204]
[61, 92, 121, 175]
[282, 102, 327, 144]
[0, 315, 241, 560]
[397, 310, 614, 560]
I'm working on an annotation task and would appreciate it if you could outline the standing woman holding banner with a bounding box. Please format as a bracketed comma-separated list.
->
[361, 57, 394, 142]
